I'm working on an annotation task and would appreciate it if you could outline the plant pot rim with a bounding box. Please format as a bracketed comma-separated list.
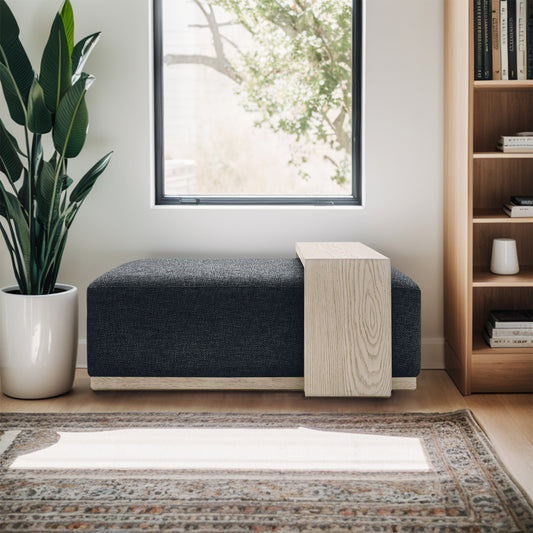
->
[1, 284, 77, 298]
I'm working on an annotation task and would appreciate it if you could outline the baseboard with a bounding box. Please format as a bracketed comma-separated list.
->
[77, 338, 446, 370]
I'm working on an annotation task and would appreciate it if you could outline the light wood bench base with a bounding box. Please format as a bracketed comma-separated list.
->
[90, 376, 416, 391]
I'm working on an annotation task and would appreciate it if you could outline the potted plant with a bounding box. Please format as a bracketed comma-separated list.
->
[0, 0, 112, 398]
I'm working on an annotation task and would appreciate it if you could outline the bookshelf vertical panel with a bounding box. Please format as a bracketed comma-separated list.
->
[444, 0, 473, 394]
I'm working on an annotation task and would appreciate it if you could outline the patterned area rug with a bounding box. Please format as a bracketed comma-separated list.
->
[0, 410, 532, 532]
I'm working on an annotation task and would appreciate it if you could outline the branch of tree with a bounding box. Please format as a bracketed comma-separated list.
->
[164, 54, 241, 83]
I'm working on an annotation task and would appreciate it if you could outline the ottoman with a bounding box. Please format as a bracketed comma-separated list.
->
[87, 259, 420, 391]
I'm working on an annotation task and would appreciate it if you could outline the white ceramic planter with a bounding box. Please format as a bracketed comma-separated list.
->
[0, 284, 78, 399]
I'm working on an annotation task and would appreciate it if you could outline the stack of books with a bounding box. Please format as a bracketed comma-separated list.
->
[483, 309, 533, 347]
[503, 195, 533, 216]
[474, 0, 533, 80]
[497, 133, 533, 152]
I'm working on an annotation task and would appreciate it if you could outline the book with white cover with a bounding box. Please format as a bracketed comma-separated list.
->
[497, 135, 533, 152]
[501, 0, 509, 79]
[503, 203, 533, 216]
[483, 330, 533, 347]
[486, 322, 533, 337]
[499, 135, 533, 145]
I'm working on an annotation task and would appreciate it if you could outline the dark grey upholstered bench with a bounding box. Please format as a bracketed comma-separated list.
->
[87, 258, 421, 392]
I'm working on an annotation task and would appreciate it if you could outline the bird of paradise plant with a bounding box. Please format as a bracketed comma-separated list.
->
[0, 0, 112, 294]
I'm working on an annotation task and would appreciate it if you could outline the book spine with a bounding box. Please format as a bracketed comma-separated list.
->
[508, 0, 517, 79]
[526, 0, 533, 80]
[504, 205, 533, 215]
[492, 321, 533, 328]
[501, 0, 509, 79]
[488, 337, 533, 347]
[475, 0, 484, 79]
[488, 325, 533, 337]
[492, 0, 501, 78]
[517, 0, 527, 78]
[511, 196, 533, 205]
[483, 0, 493, 78]
[499, 135, 533, 144]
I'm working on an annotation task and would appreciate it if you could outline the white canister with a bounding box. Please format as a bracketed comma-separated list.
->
[490, 238, 520, 275]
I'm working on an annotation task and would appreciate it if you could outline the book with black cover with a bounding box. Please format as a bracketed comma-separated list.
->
[492, 0, 501, 79]
[508, 0, 517, 79]
[511, 196, 533, 205]
[526, 0, 533, 80]
[489, 309, 533, 328]
[474, 0, 484, 80]
[482, 0, 492, 78]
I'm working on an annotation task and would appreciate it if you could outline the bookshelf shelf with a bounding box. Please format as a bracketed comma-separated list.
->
[474, 80, 533, 90]
[473, 209, 533, 223]
[473, 152, 533, 159]
[444, 0, 533, 394]
[473, 266, 533, 287]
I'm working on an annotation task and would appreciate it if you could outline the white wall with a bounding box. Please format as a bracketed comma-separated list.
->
[0, 0, 444, 368]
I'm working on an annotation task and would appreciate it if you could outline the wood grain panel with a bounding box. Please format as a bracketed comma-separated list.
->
[473, 266, 533, 287]
[443, 0, 473, 394]
[471, 353, 533, 392]
[473, 89, 533, 152]
[473, 159, 533, 210]
[90, 377, 416, 391]
[296, 242, 391, 398]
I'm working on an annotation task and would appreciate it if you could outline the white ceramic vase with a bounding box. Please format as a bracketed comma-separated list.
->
[0, 284, 78, 399]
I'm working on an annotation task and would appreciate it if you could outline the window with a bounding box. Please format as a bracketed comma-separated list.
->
[154, 0, 361, 206]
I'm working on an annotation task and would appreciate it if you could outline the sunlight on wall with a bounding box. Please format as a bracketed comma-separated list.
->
[10, 427, 430, 471]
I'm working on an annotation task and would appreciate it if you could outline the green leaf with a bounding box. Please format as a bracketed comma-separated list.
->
[36, 160, 61, 226]
[0, 119, 23, 183]
[69, 151, 112, 203]
[27, 77, 52, 133]
[39, 13, 72, 113]
[17, 168, 29, 212]
[71, 32, 100, 82]
[60, 0, 74, 56]
[0, 186, 8, 218]
[0, 0, 19, 48]
[0, 184, 30, 274]
[52, 73, 93, 158]
[0, 62, 26, 124]
[1, 37, 34, 104]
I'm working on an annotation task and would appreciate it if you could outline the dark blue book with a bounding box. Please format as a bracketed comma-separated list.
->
[474, 0, 484, 80]
[508, 0, 517, 79]
[526, 0, 533, 80]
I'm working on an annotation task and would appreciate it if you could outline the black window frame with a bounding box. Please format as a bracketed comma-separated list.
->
[153, 0, 362, 206]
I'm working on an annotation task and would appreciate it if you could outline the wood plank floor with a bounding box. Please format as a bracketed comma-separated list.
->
[1, 370, 532, 498]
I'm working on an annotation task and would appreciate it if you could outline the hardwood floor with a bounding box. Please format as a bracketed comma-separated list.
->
[1, 369, 532, 498]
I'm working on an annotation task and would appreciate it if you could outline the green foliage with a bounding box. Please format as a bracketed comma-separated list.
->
[208, 0, 352, 184]
[0, 0, 112, 294]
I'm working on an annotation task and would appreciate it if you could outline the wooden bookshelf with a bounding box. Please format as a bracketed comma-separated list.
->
[444, 0, 533, 394]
